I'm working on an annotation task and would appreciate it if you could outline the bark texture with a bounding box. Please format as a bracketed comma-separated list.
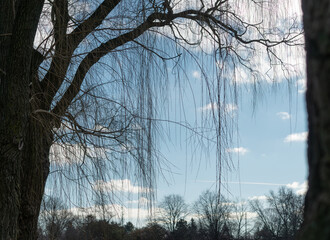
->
[18, 121, 52, 240]
[299, 0, 330, 239]
[0, 1, 45, 239]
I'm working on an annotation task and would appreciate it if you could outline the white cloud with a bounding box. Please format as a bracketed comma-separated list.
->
[192, 71, 201, 79]
[49, 143, 107, 165]
[226, 147, 248, 155]
[69, 203, 152, 225]
[297, 78, 307, 94]
[248, 195, 268, 201]
[93, 179, 151, 194]
[199, 102, 238, 114]
[284, 132, 308, 142]
[199, 102, 218, 111]
[286, 181, 308, 195]
[196, 180, 285, 186]
[277, 112, 291, 120]
[225, 103, 238, 113]
[126, 197, 150, 206]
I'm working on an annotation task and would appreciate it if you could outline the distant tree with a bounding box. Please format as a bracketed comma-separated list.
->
[220, 223, 234, 240]
[229, 201, 248, 240]
[81, 216, 125, 240]
[124, 222, 135, 233]
[63, 219, 80, 240]
[129, 222, 167, 240]
[187, 218, 199, 240]
[254, 226, 274, 240]
[172, 219, 189, 240]
[194, 191, 231, 240]
[250, 187, 304, 240]
[158, 194, 189, 232]
[39, 196, 73, 240]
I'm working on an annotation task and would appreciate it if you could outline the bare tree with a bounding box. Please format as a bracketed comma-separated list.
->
[0, 0, 302, 239]
[39, 196, 74, 240]
[229, 200, 248, 240]
[250, 187, 304, 240]
[194, 190, 231, 240]
[157, 194, 189, 232]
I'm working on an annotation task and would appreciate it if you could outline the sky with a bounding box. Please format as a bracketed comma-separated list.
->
[154, 61, 308, 198]
[156, 75, 308, 204]
[83, 62, 308, 226]
[85, 55, 308, 225]
[42, 0, 307, 226]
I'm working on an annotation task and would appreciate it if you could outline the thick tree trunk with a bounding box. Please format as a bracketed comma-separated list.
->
[0, 118, 52, 240]
[0, 1, 46, 239]
[0, 138, 22, 239]
[299, 0, 330, 239]
[18, 119, 52, 240]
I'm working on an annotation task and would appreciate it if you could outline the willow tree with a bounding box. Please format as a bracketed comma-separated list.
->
[0, 0, 301, 239]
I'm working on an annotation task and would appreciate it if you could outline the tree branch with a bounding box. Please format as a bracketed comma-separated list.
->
[52, 12, 168, 117]
[69, 0, 121, 49]
[40, 0, 122, 110]
[51, 5, 299, 118]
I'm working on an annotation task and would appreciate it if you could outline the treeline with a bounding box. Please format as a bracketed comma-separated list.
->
[37, 187, 304, 240]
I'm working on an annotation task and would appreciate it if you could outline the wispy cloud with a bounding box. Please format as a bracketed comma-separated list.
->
[196, 180, 286, 186]
[284, 132, 308, 142]
[297, 78, 307, 94]
[199, 102, 218, 111]
[249, 195, 268, 201]
[93, 179, 151, 194]
[277, 112, 291, 120]
[49, 143, 107, 165]
[126, 197, 150, 206]
[198, 102, 238, 114]
[192, 71, 201, 79]
[226, 147, 249, 155]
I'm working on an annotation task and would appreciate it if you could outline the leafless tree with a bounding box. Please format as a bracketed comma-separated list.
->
[38, 196, 74, 240]
[157, 194, 189, 232]
[0, 0, 302, 238]
[194, 190, 231, 240]
[229, 200, 249, 240]
[250, 187, 304, 240]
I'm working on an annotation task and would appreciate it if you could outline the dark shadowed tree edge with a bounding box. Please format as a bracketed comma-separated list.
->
[298, 0, 330, 239]
[0, 1, 305, 239]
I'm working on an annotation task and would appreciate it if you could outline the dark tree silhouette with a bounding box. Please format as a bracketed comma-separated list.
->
[194, 190, 231, 240]
[250, 187, 304, 240]
[157, 194, 188, 232]
[299, 0, 330, 239]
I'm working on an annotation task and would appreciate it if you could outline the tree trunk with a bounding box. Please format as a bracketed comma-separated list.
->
[18, 119, 52, 240]
[299, 0, 330, 239]
[0, 134, 22, 239]
[0, 1, 46, 239]
[0, 117, 52, 240]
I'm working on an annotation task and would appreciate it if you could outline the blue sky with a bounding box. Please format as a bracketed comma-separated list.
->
[155, 66, 308, 207]
[97, 64, 308, 225]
